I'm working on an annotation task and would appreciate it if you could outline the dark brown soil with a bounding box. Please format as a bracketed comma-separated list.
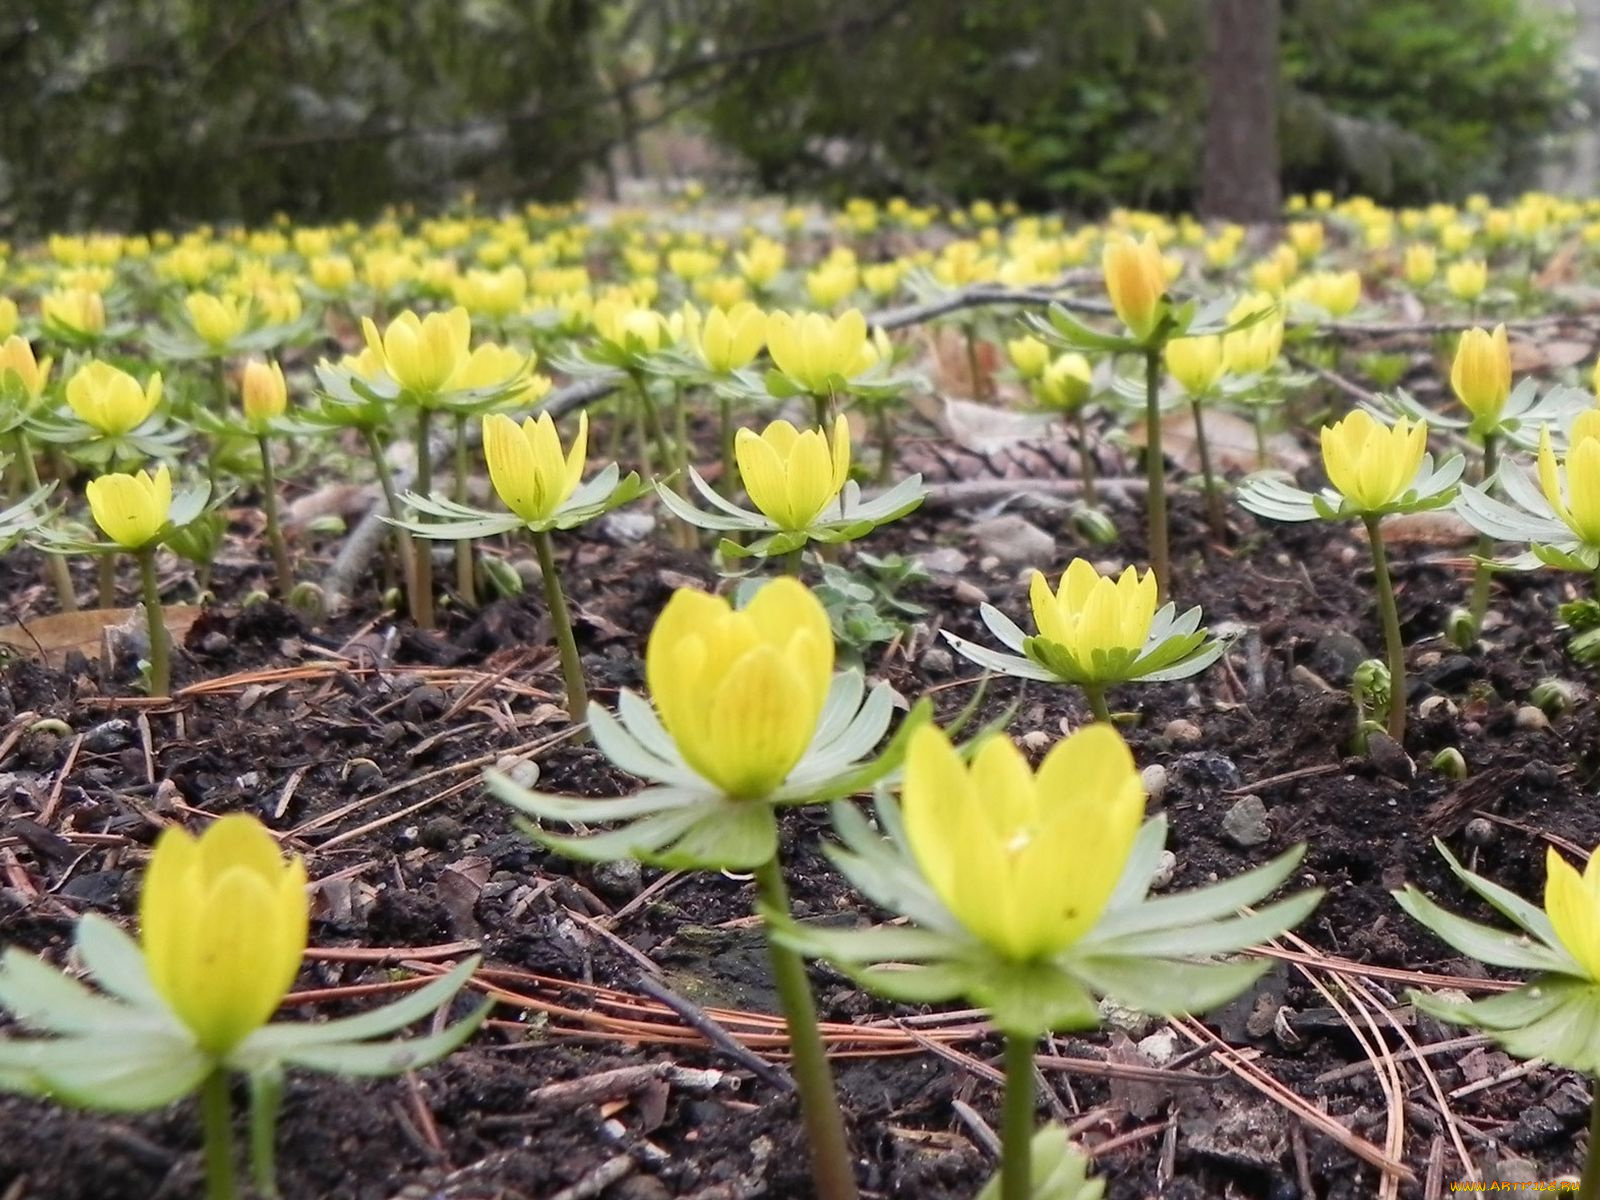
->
[0, 457, 1593, 1199]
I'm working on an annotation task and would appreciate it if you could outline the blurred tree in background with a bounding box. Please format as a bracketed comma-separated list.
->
[0, 0, 1579, 233]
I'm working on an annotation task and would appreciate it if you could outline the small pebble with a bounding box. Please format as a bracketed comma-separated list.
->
[592, 858, 643, 900]
[342, 758, 385, 793]
[1514, 704, 1550, 731]
[1163, 718, 1202, 746]
[494, 755, 540, 789]
[200, 631, 231, 656]
[1221, 794, 1271, 848]
[915, 547, 969, 575]
[952, 580, 987, 606]
[916, 646, 954, 677]
[1416, 695, 1458, 720]
[1365, 732, 1415, 781]
[1150, 850, 1177, 890]
[1464, 817, 1496, 846]
[419, 816, 461, 850]
[1140, 763, 1168, 803]
[82, 719, 135, 755]
[970, 514, 1054, 564]
[402, 684, 448, 724]
[1019, 730, 1052, 754]
[1137, 1029, 1179, 1066]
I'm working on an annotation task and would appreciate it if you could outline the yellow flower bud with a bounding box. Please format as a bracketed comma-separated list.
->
[1286, 220, 1325, 259]
[1027, 559, 1158, 682]
[1319, 410, 1429, 512]
[1006, 336, 1052, 381]
[667, 247, 721, 281]
[735, 415, 850, 531]
[185, 292, 252, 348]
[1403, 243, 1437, 287]
[1164, 334, 1226, 395]
[691, 302, 766, 374]
[765, 309, 877, 394]
[736, 238, 786, 287]
[1222, 295, 1282, 375]
[1101, 234, 1166, 341]
[0, 336, 51, 400]
[592, 299, 670, 354]
[1446, 259, 1488, 302]
[1543, 845, 1600, 982]
[66, 361, 162, 435]
[140, 814, 308, 1054]
[240, 360, 287, 426]
[1034, 353, 1092, 410]
[452, 267, 527, 319]
[805, 261, 859, 308]
[86, 464, 173, 549]
[482, 410, 588, 525]
[1449, 325, 1511, 423]
[1291, 270, 1362, 317]
[0, 297, 16, 339]
[309, 254, 356, 293]
[41, 288, 106, 336]
[861, 262, 903, 299]
[646, 578, 834, 799]
[901, 723, 1145, 960]
[1538, 424, 1600, 544]
[362, 307, 472, 396]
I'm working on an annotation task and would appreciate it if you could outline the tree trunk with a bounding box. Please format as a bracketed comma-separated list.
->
[1200, 0, 1281, 222]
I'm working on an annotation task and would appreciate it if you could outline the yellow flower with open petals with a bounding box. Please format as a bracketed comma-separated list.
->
[362, 307, 472, 395]
[1543, 846, 1600, 982]
[1537, 414, 1600, 545]
[41, 288, 106, 337]
[66, 361, 162, 435]
[184, 292, 252, 348]
[140, 814, 308, 1055]
[765, 309, 877, 393]
[902, 724, 1145, 960]
[1319, 411, 1429, 513]
[735, 415, 850, 531]
[1164, 334, 1226, 395]
[86, 465, 172, 549]
[689, 303, 765, 373]
[645, 579, 833, 799]
[0, 336, 51, 400]
[482, 411, 588, 525]
[1027, 559, 1159, 681]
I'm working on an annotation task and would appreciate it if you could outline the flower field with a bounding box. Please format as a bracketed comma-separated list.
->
[0, 191, 1598, 1197]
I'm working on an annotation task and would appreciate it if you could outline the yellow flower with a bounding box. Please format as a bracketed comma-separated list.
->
[452, 267, 527, 319]
[0, 298, 16, 339]
[689, 302, 766, 373]
[1286, 220, 1325, 259]
[1320, 410, 1429, 512]
[1028, 559, 1158, 680]
[1446, 259, 1488, 302]
[140, 814, 308, 1055]
[1164, 334, 1226, 395]
[902, 723, 1145, 960]
[1101, 234, 1166, 341]
[736, 238, 786, 287]
[362, 307, 472, 395]
[1222, 294, 1282, 375]
[765, 309, 877, 393]
[592, 298, 671, 354]
[185, 292, 252, 348]
[1544, 845, 1600, 982]
[1403, 243, 1437, 287]
[805, 261, 859, 308]
[445, 343, 530, 393]
[1537, 419, 1600, 544]
[41, 288, 106, 336]
[1449, 325, 1511, 423]
[736, 415, 850, 531]
[1291, 270, 1362, 316]
[646, 578, 834, 799]
[309, 254, 356, 293]
[66, 361, 163, 435]
[1034, 354, 1092, 410]
[0, 336, 51, 400]
[241, 360, 287, 426]
[482, 410, 588, 524]
[668, 247, 721, 281]
[86, 464, 173, 549]
[861, 263, 903, 298]
[1006, 336, 1052, 380]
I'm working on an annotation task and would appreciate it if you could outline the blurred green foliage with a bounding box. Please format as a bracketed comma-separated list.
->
[0, 0, 609, 235]
[696, 0, 1575, 208]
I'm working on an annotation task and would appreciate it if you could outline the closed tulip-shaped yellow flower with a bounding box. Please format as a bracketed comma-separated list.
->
[42, 288, 106, 336]
[1028, 559, 1159, 680]
[1320, 410, 1429, 512]
[1403, 243, 1437, 287]
[765, 309, 877, 393]
[241, 359, 287, 426]
[903, 724, 1145, 960]
[1164, 334, 1226, 394]
[1537, 414, 1600, 544]
[483, 411, 588, 524]
[1293, 270, 1362, 316]
[1222, 295, 1283, 375]
[1006, 336, 1052, 380]
[66, 361, 162, 435]
[310, 254, 356, 293]
[0, 336, 51, 400]
[362, 307, 472, 395]
[140, 814, 308, 1055]
[592, 298, 671, 353]
[1034, 353, 1092, 410]
[185, 292, 251, 348]
[1543, 845, 1600, 982]
[1446, 259, 1488, 302]
[691, 302, 766, 373]
[86, 464, 172, 549]
[1450, 325, 1511, 422]
[1101, 234, 1166, 341]
[646, 579, 833, 799]
[0, 298, 16, 339]
[452, 267, 527, 319]
[736, 415, 850, 531]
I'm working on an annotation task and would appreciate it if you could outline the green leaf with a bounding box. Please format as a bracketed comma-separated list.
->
[974, 958, 1101, 1036]
[75, 914, 165, 1011]
[1433, 838, 1567, 953]
[279, 1000, 491, 1077]
[1392, 886, 1575, 973]
[0, 1036, 208, 1112]
[975, 1126, 1106, 1200]
[1072, 954, 1271, 1017]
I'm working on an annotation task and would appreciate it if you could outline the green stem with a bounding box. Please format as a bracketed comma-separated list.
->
[452, 414, 477, 607]
[256, 435, 292, 597]
[635, 377, 675, 479]
[1467, 433, 1498, 635]
[1144, 349, 1170, 602]
[783, 546, 805, 578]
[199, 1070, 238, 1200]
[363, 428, 416, 616]
[139, 549, 169, 696]
[16, 430, 76, 611]
[1074, 406, 1097, 507]
[1082, 685, 1113, 725]
[1252, 406, 1269, 470]
[631, 380, 656, 479]
[965, 323, 985, 399]
[1364, 515, 1406, 744]
[1189, 397, 1226, 543]
[875, 404, 895, 485]
[719, 393, 737, 496]
[1000, 1033, 1038, 1200]
[97, 555, 115, 609]
[533, 530, 589, 736]
[411, 408, 435, 629]
[248, 1069, 284, 1199]
[752, 856, 858, 1200]
[1580, 1081, 1600, 1200]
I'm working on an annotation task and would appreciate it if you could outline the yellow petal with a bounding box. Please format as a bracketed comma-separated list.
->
[1546, 848, 1600, 981]
[482, 414, 541, 523]
[736, 427, 794, 527]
